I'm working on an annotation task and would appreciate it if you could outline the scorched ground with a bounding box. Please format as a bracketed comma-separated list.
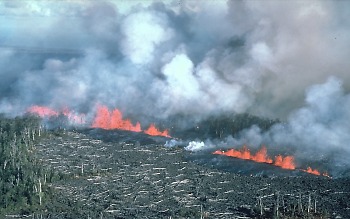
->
[18, 128, 350, 219]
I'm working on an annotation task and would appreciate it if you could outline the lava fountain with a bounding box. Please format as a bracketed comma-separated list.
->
[27, 105, 170, 137]
[91, 105, 141, 132]
[144, 123, 170, 137]
[27, 105, 86, 124]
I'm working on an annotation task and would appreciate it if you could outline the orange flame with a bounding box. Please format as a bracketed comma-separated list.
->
[28, 105, 85, 124]
[213, 146, 294, 167]
[144, 123, 170, 137]
[302, 167, 320, 175]
[274, 155, 296, 170]
[213, 146, 273, 164]
[213, 146, 328, 176]
[91, 105, 141, 132]
[91, 105, 170, 137]
[252, 146, 273, 163]
[28, 106, 59, 117]
[27, 105, 170, 137]
[301, 167, 330, 177]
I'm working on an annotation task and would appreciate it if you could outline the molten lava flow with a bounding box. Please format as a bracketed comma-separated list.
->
[91, 105, 169, 136]
[92, 105, 141, 132]
[28, 105, 86, 124]
[302, 167, 320, 175]
[213, 146, 274, 164]
[27, 104, 170, 137]
[91, 106, 170, 136]
[111, 109, 141, 132]
[91, 105, 110, 129]
[214, 146, 297, 170]
[213, 146, 328, 176]
[28, 106, 59, 117]
[274, 155, 296, 170]
[252, 146, 273, 163]
[301, 167, 329, 177]
[144, 123, 170, 137]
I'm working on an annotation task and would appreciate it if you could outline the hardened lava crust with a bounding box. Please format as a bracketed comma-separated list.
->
[30, 129, 350, 219]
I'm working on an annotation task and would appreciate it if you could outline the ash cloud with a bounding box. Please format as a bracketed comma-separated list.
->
[0, 0, 350, 126]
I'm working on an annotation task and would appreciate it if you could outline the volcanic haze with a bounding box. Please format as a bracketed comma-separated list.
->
[1, 1, 350, 173]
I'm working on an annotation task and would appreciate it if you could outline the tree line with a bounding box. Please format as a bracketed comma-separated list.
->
[0, 115, 53, 215]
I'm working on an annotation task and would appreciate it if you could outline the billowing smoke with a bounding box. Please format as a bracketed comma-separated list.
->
[187, 77, 350, 175]
[2, 0, 350, 176]
[270, 77, 350, 173]
[1, 1, 350, 130]
[1, 1, 349, 120]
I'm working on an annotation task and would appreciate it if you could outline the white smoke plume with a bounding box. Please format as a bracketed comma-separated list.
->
[187, 77, 350, 175]
[0, 0, 350, 125]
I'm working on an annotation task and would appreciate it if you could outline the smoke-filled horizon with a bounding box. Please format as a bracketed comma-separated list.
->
[185, 76, 350, 173]
[1, 1, 350, 124]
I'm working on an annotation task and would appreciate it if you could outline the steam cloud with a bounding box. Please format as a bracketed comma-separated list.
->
[1, 0, 350, 166]
[1, 1, 349, 119]
[187, 77, 350, 175]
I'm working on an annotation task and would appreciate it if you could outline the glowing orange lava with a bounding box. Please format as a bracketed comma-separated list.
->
[28, 106, 59, 117]
[302, 167, 320, 175]
[301, 167, 330, 177]
[91, 105, 169, 137]
[28, 105, 170, 137]
[144, 123, 170, 137]
[213, 146, 328, 176]
[274, 155, 295, 170]
[28, 105, 85, 124]
[91, 105, 141, 132]
[213, 146, 273, 164]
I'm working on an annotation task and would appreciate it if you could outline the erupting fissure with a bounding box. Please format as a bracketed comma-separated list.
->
[302, 167, 329, 177]
[28, 105, 59, 117]
[213, 146, 329, 177]
[27, 105, 170, 137]
[144, 123, 170, 137]
[91, 105, 141, 132]
[92, 105, 170, 137]
[27, 106, 86, 124]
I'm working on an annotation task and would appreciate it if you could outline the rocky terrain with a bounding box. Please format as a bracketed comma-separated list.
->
[15, 128, 350, 218]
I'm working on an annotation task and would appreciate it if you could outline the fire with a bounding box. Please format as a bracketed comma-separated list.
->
[144, 123, 170, 137]
[301, 167, 329, 177]
[28, 105, 85, 124]
[213, 146, 329, 176]
[274, 155, 295, 170]
[27, 105, 170, 137]
[302, 167, 320, 175]
[214, 146, 273, 164]
[213, 146, 294, 169]
[28, 106, 59, 117]
[91, 105, 169, 137]
[92, 105, 141, 132]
